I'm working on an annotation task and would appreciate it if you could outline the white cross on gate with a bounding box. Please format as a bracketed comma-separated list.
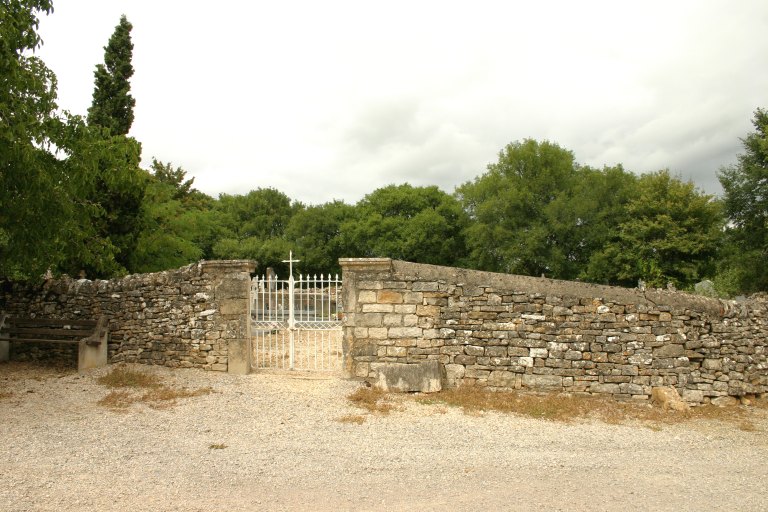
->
[281, 250, 300, 369]
[282, 250, 300, 278]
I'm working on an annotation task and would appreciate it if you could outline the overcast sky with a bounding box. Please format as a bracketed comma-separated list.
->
[36, 0, 768, 205]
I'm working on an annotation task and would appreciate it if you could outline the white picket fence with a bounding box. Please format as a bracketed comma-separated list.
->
[251, 272, 343, 372]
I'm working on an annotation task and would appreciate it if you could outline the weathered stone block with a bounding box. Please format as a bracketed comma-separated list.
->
[378, 290, 404, 304]
[361, 304, 394, 313]
[354, 362, 370, 378]
[351, 344, 378, 357]
[488, 370, 516, 387]
[388, 327, 422, 338]
[653, 343, 684, 358]
[386, 346, 407, 357]
[403, 314, 418, 327]
[357, 290, 377, 303]
[565, 350, 583, 360]
[522, 374, 563, 389]
[711, 395, 738, 407]
[680, 388, 704, 404]
[702, 358, 722, 371]
[444, 363, 465, 385]
[219, 301, 247, 316]
[383, 314, 403, 327]
[402, 292, 423, 304]
[372, 360, 442, 392]
[465, 345, 484, 356]
[358, 313, 383, 327]
[590, 382, 620, 394]
[412, 282, 439, 292]
[619, 383, 644, 395]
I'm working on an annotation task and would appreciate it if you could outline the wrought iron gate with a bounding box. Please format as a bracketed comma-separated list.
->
[251, 254, 343, 372]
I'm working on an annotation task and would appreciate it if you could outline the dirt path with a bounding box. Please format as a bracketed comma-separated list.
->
[1, 362, 766, 511]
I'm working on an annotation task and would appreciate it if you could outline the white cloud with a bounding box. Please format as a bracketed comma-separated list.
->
[36, 0, 768, 204]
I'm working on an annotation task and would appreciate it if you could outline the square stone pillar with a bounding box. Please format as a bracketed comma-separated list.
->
[201, 260, 257, 374]
[338, 258, 393, 378]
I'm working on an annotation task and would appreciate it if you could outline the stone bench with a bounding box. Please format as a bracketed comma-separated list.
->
[0, 313, 109, 371]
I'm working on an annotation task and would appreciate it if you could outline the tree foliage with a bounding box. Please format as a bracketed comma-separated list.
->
[87, 14, 135, 136]
[0, 3, 752, 291]
[128, 161, 219, 273]
[211, 188, 301, 272]
[342, 184, 468, 267]
[77, 14, 147, 277]
[718, 108, 768, 294]
[458, 139, 581, 277]
[284, 200, 356, 276]
[585, 170, 722, 288]
[149, 157, 196, 200]
[0, 1, 104, 279]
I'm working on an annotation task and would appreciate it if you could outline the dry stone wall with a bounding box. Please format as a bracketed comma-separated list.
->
[0, 260, 255, 373]
[339, 259, 768, 403]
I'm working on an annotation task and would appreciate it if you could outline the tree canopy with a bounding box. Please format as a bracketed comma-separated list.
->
[342, 184, 469, 267]
[87, 14, 135, 136]
[458, 139, 583, 277]
[76, 14, 146, 277]
[585, 170, 722, 288]
[0, 0, 100, 279]
[718, 108, 768, 294]
[3, 3, 764, 297]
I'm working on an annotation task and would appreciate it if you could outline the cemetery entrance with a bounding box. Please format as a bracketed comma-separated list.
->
[251, 254, 343, 372]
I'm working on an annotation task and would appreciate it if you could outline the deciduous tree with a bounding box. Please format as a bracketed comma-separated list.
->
[586, 170, 722, 288]
[284, 200, 356, 275]
[718, 108, 768, 294]
[457, 139, 581, 277]
[0, 1, 112, 278]
[342, 184, 469, 266]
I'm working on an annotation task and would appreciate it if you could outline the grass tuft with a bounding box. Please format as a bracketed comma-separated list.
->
[208, 443, 227, 450]
[142, 386, 213, 409]
[337, 414, 367, 424]
[96, 365, 213, 410]
[738, 421, 757, 432]
[415, 386, 765, 430]
[97, 390, 134, 409]
[347, 386, 394, 415]
[97, 365, 162, 389]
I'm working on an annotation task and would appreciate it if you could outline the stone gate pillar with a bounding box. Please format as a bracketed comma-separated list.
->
[338, 258, 393, 378]
[201, 260, 257, 374]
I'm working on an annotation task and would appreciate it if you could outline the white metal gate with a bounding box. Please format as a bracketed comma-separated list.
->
[251, 255, 342, 372]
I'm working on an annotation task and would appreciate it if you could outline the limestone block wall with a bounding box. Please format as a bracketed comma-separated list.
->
[0, 260, 255, 373]
[339, 258, 768, 403]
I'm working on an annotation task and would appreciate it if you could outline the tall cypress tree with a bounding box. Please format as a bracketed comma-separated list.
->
[75, 14, 147, 277]
[87, 14, 135, 135]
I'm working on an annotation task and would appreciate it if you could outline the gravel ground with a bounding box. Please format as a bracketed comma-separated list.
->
[1, 362, 767, 512]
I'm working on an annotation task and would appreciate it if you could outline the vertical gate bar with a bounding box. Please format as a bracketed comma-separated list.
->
[322, 276, 326, 321]
[321, 330, 325, 370]
[333, 276, 338, 320]
[314, 274, 319, 322]
[288, 273, 295, 370]
[324, 275, 330, 320]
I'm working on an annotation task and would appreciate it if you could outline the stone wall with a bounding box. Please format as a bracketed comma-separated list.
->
[339, 258, 768, 404]
[0, 260, 255, 373]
